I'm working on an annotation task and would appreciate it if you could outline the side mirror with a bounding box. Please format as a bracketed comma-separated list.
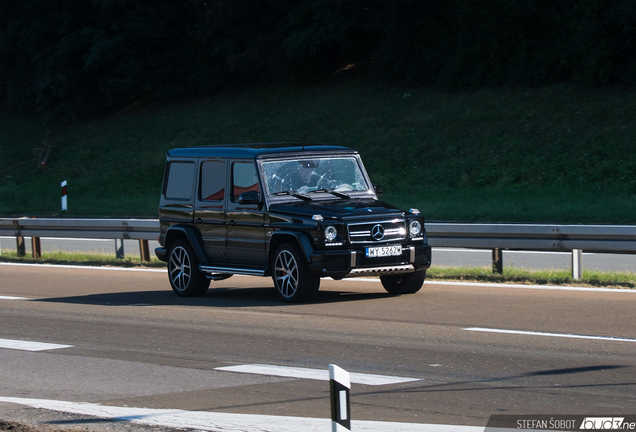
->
[373, 184, 383, 197]
[238, 190, 262, 205]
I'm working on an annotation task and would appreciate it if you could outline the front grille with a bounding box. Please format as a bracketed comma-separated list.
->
[347, 219, 406, 244]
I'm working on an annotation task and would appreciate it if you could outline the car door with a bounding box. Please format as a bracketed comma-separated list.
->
[226, 159, 267, 265]
[194, 158, 228, 262]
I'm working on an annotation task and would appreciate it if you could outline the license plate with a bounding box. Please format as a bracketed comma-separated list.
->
[366, 245, 402, 258]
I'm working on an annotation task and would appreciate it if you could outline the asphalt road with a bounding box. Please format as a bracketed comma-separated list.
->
[0, 263, 635, 431]
[2, 237, 635, 272]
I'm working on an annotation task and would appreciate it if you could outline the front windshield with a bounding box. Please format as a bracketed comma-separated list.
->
[262, 156, 369, 196]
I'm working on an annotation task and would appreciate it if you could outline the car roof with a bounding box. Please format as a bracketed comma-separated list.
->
[166, 144, 357, 159]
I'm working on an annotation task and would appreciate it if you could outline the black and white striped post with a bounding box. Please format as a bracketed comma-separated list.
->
[61, 180, 68, 212]
[329, 364, 351, 431]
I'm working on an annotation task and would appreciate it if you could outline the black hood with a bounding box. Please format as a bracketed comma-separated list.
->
[268, 198, 404, 221]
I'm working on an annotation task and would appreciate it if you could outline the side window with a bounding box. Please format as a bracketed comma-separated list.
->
[164, 161, 195, 200]
[232, 161, 260, 202]
[200, 160, 226, 201]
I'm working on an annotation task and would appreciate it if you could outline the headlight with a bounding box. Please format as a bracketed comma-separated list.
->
[409, 220, 422, 237]
[324, 225, 338, 241]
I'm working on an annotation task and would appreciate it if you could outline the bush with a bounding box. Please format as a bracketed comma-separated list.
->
[3, 0, 636, 119]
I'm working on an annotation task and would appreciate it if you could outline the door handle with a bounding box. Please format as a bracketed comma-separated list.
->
[194, 218, 203, 224]
[228, 220, 236, 226]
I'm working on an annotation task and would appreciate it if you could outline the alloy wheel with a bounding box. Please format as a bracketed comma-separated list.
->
[169, 246, 191, 292]
[274, 250, 299, 298]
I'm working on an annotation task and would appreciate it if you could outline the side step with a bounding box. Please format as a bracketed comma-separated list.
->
[199, 265, 266, 277]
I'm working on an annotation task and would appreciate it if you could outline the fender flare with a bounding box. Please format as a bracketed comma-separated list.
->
[269, 231, 315, 264]
[164, 225, 208, 264]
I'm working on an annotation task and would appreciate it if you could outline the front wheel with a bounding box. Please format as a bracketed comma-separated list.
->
[380, 270, 426, 295]
[168, 239, 210, 297]
[272, 243, 320, 303]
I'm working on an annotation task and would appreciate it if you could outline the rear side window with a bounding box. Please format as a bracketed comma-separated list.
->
[164, 161, 195, 200]
[232, 161, 260, 202]
[200, 160, 226, 201]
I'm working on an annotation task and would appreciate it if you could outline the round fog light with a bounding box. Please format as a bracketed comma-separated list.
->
[409, 220, 422, 237]
[324, 226, 338, 241]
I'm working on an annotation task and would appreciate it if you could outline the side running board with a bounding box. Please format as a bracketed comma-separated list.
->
[199, 265, 266, 277]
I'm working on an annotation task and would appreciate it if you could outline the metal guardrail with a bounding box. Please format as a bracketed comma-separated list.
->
[0, 218, 159, 261]
[426, 223, 636, 253]
[1, 218, 634, 277]
[426, 223, 636, 277]
[12, 218, 159, 240]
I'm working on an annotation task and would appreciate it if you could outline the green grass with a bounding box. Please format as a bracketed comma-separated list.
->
[427, 266, 636, 289]
[1, 80, 635, 222]
[0, 251, 166, 268]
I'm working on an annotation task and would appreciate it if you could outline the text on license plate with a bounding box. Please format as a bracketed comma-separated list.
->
[366, 245, 402, 258]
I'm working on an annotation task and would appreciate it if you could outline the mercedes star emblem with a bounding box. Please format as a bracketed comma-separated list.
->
[371, 224, 385, 241]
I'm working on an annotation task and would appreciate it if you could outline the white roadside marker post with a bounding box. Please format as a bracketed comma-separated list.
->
[329, 364, 351, 431]
[61, 180, 68, 212]
[572, 249, 582, 279]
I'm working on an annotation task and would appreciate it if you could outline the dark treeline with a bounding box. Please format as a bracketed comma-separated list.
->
[2, 0, 636, 120]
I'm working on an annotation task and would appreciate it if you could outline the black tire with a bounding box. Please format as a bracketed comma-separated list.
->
[168, 239, 210, 297]
[380, 270, 426, 295]
[272, 243, 320, 303]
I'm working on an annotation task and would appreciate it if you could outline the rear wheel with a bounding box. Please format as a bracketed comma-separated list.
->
[168, 239, 210, 297]
[381, 270, 426, 295]
[272, 243, 320, 303]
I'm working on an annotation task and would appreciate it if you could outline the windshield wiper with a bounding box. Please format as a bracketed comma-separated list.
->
[272, 190, 313, 201]
[309, 188, 350, 199]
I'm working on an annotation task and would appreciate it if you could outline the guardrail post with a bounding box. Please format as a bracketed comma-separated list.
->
[492, 248, 503, 274]
[32, 237, 42, 259]
[16, 236, 26, 257]
[115, 239, 125, 259]
[139, 239, 150, 262]
[572, 249, 582, 280]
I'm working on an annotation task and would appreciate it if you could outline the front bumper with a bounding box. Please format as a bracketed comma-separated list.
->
[308, 244, 432, 279]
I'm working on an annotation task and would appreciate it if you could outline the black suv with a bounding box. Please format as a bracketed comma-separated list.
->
[155, 145, 431, 302]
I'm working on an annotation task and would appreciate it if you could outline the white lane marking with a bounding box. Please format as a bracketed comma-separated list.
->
[0, 296, 28, 300]
[465, 327, 636, 343]
[215, 364, 420, 386]
[0, 338, 73, 351]
[343, 278, 636, 294]
[0, 396, 481, 432]
[0, 262, 165, 273]
[1, 262, 633, 293]
[428, 280, 636, 293]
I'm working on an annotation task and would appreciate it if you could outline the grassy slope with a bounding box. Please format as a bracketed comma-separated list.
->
[1, 80, 635, 222]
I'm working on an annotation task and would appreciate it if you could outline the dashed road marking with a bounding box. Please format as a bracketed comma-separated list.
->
[215, 364, 420, 386]
[0, 338, 74, 352]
